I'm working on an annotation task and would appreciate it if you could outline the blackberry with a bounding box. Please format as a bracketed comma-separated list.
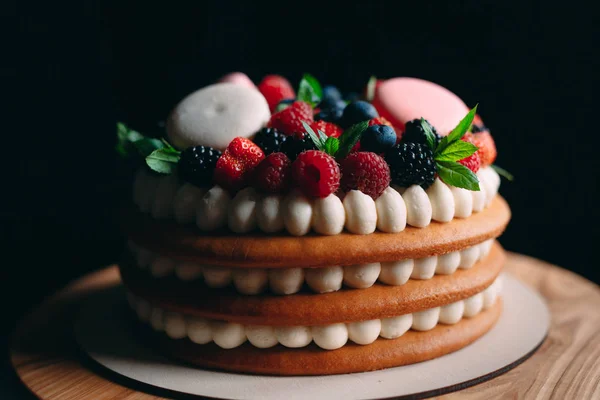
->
[402, 119, 441, 147]
[280, 136, 317, 160]
[385, 142, 436, 189]
[253, 127, 289, 155]
[177, 146, 221, 188]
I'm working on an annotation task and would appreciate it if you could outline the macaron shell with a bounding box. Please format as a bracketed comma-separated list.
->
[166, 83, 270, 150]
[218, 72, 256, 89]
[373, 78, 469, 135]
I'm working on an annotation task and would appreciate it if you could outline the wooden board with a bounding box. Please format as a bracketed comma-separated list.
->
[10, 252, 600, 399]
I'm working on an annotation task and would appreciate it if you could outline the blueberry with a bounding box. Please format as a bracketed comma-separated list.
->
[319, 85, 343, 109]
[360, 125, 397, 153]
[315, 100, 346, 123]
[344, 92, 361, 102]
[340, 100, 379, 128]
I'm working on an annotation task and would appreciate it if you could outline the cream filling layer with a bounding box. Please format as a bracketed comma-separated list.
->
[126, 275, 502, 351]
[128, 239, 494, 295]
[132, 167, 500, 236]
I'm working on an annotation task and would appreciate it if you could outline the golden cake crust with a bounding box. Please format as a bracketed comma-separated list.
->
[123, 196, 510, 268]
[139, 299, 502, 376]
[121, 242, 504, 325]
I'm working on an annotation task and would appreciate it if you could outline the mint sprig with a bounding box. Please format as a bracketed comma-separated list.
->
[365, 76, 377, 102]
[436, 161, 480, 191]
[297, 74, 322, 106]
[145, 146, 180, 175]
[116, 122, 164, 158]
[423, 105, 481, 191]
[301, 120, 369, 160]
[491, 165, 514, 181]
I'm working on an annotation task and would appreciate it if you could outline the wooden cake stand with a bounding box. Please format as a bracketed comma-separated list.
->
[9, 252, 600, 399]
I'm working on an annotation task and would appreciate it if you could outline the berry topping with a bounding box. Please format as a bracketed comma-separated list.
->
[291, 150, 341, 198]
[310, 120, 343, 138]
[280, 136, 317, 160]
[214, 137, 265, 192]
[314, 100, 346, 124]
[275, 98, 296, 112]
[253, 127, 289, 155]
[252, 152, 291, 194]
[368, 116, 394, 128]
[339, 152, 391, 199]
[267, 101, 314, 138]
[457, 150, 481, 173]
[464, 131, 497, 167]
[341, 100, 379, 128]
[177, 146, 221, 188]
[319, 85, 343, 109]
[360, 125, 397, 153]
[385, 142, 437, 189]
[402, 119, 442, 146]
[258, 75, 296, 113]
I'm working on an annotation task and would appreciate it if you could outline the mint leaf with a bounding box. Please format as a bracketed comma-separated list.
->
[420, 118, 437, 151]
[436, 161, 480, 191]
[324, 137, 340, 155]
[435, 140, 478, 162]
[437, 105, 478, 155]
[336, 120, 369, 160]
[146, 148, 180, 174]
[116, 122, 144, 157]
[365, 76, 377, 102]
[132, 137, 165, 157]
[317, 129, 328, 143]
[302, 120, 325, 150]
[491, 164, 514, 181]
[297, 74, 322, 106]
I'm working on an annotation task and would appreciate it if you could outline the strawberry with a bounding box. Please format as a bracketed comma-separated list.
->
[463, 131, 497, 167]
[258, 75, 296, 113]
[310, 120, 343, 138]
[291, 150, 340, 198]
[214, 137, 265, 192]
[267, 101, 314, 138]
[339, 152, 390, 199]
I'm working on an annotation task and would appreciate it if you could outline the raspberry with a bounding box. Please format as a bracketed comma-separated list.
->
[258, 75, 296, 113]
[291, 150, 340, 198]
[252, 152, 291, 194]
[253, 127, 289, 155]
[214, 137, 265, 192]
[368, 116, 394, 128]
[458, 151, 481, 173]
[310, 120, 343, 138]
[267, 101, 314, 138]
[280, 136, 317, 160]
[177, 146, 221, 188]
[340, 152, 391, 199]
[463, 131, 497, 167]
[385, 142, 436, 189]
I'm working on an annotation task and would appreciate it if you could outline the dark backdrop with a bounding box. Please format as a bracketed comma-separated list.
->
[1, 1, 598, 397]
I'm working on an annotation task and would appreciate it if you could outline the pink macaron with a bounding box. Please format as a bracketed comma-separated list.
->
[217, 72, 256, 89]
[373, 77, 469, 135]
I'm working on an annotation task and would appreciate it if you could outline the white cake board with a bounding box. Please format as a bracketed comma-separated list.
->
[74, 273, 549, 400]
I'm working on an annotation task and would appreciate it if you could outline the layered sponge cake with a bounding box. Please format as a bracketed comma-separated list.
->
[117, 73, 511, 375]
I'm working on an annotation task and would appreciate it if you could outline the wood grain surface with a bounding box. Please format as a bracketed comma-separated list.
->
[9, 252, 600, 399]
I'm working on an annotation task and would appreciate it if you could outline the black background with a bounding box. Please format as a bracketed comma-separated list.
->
[1, 1, 598, 397]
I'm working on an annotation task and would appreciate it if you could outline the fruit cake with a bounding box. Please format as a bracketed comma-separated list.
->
[118, 73, 511, 375]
